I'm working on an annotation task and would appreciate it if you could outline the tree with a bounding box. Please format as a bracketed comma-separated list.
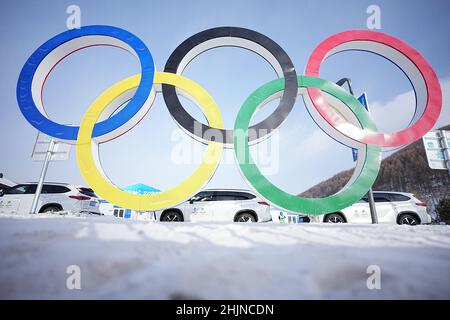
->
[436, 198, 450, 223]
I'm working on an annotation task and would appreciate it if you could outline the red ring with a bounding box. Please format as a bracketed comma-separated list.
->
[305, 30, 442, 147]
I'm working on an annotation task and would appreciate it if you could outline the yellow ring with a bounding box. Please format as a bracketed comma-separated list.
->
[76, 72, 224, 211]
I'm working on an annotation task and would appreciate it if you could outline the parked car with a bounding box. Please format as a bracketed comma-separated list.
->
[0, 183, 100, 214]
[311, 191, 431, 225]
[155, 189, 272, 222]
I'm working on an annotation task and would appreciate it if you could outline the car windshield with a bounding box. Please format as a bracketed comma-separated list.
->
[3, 185, 31, 194]
[190, 192, 213, 202]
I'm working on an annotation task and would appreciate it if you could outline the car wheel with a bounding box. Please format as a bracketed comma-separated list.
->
[324, 213, 345, 223]
[234, 212, 256, 223]
[161, 211, 183, 222]
[42, 206, 62, 213]
[398, 214, 419, 226]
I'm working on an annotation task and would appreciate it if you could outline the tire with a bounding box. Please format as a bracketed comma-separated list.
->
[324, 213, 346, 223]
[398, 213, 419, 226]
[234, 212, 256, 223]
[41, 205, 62, 213]
[160, 210, 183, 222]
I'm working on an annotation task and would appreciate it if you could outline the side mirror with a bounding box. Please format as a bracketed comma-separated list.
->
[0, 190, 4, 197]
[189, 199, 194, 204]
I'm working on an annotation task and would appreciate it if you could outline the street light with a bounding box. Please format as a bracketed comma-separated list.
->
[336, 77, 379, 224]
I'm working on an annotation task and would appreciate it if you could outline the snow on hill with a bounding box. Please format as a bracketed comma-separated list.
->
[1, 214, 450, 299]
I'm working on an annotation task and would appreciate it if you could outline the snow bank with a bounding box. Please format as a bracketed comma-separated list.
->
[0, 214, 449, 299]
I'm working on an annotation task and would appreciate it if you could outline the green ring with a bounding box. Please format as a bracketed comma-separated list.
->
[233, 75, 382, 215]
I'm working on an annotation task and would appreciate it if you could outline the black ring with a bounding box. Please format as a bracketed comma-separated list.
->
[162, 26, 298, 147]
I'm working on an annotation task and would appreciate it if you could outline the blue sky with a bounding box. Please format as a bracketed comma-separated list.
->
[0, 0, 449, 195]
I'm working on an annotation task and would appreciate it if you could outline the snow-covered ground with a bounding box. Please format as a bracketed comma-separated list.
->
[1, 214, 450, 299]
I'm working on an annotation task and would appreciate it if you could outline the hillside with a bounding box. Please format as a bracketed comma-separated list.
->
[300, 125, 450, 217]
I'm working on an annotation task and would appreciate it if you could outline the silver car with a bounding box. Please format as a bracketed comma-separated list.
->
[155, 189, 272, 222]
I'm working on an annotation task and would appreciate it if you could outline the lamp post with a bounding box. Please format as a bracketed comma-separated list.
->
[336, 78, 378, 224]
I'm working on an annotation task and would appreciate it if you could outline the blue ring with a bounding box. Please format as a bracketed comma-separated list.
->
[16, 25, 154, 141]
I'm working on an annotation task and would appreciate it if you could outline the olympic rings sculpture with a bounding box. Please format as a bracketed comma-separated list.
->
[17, 25, 442, 215]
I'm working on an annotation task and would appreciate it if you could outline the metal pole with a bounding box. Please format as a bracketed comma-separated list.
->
[367, 189, 378, 224]
[30, 139, 55, 214]
[336, 78, 378, 224]
[439, 130, 450, 175]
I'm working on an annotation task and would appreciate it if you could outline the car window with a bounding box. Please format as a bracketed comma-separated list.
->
[242, 192, 256, 200]
[78, 187, 97, 198]
[214, 191, 252, 201]
[192, 191, 256, 201]
[373, 194, 391, 203]
[213, 195, 236, 201]
[389, 194, 410, 202]
[232, 192, 256, 200]
[213, 191, 257, 201]
[358, 196, 369, 203]
[192, 191, 213, 202]
[4, 185, 27, 194]
[42, 185, 71, 194]
[26, 185, 37, 194]
[194, 191, 212, 198]
[4, 184, 35, 194]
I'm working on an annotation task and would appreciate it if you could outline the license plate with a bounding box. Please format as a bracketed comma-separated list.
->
[89, 201, 97, 207]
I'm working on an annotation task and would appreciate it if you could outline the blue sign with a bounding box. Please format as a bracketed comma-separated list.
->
[100, 183, 160, 204]
[352, 93, 370, 162]
[121, 183, 161, 195]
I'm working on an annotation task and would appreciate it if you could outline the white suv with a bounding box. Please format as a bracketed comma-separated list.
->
[155, 189, 272, 222]
[310, 191, 431, 225]
[0, 183, 101, 214]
